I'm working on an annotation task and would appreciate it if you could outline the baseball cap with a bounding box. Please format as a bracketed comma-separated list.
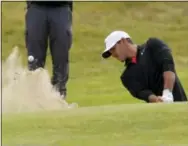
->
[102, 30, 131, 58]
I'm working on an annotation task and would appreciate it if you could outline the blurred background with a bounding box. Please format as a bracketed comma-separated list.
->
[2, 2, 188, 106]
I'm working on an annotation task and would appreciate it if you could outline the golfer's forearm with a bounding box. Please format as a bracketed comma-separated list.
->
[161, 54, 175, 92]
[163, 71, 175, 92]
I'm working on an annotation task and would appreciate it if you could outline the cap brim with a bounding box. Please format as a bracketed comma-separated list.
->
[102, 51, 112, 59]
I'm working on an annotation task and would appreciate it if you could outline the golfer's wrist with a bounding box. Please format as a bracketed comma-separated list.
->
[162, 89, 173, 98]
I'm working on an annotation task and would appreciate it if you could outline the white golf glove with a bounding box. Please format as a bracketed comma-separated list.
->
[161, 89, 174, 103]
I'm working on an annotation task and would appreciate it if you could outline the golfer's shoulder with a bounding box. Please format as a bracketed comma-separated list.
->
[145, 37, 171, 53]
[146, 37, 167, 47]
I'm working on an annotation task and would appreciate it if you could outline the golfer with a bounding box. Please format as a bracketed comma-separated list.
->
[102, 30, 187, 103]
[25, 1, 73, 99]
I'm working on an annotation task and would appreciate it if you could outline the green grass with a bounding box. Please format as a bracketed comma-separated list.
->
[2, 2, 188, 145]
[3, 103, 188, 145]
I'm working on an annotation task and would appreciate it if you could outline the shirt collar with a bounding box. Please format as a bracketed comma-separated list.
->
[125, 45, 141, 66]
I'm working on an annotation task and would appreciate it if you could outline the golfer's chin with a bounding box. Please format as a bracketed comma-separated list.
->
[119, 58, 126, 62]
[115, 56, 126, 62]
[117, 59, 125, 63]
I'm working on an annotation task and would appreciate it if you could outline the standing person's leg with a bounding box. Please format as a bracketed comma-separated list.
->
[48, 6, 72, 99]
[25, 4, 49, 70]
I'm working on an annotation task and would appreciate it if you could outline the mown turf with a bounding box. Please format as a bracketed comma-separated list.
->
[2, 103, 188, 145]
[2, 2, 188, 146]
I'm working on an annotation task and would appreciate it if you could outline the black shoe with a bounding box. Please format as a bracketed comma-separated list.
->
[60, 90, 67, 100]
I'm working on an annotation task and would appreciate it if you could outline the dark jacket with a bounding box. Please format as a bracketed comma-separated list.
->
[27, 1, 73, 11]
[121, 38, 187, 102]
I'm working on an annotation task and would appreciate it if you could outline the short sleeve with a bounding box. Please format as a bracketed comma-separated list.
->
[146, 38, 175, 73]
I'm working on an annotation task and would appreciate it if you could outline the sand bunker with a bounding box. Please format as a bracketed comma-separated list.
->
[2, 47, 78, 113]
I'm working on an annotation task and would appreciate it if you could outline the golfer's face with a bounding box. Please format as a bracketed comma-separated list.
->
[110, 40, 126, 62]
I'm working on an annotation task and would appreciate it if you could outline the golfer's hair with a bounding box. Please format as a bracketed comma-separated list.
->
[127, 38, 133, 44]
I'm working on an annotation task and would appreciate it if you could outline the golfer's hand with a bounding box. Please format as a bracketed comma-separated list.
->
[157, 96, 174, 103]
[148, 95, 163, 103]
[160, 89, 174, 103]
[160, 96, 173, 103]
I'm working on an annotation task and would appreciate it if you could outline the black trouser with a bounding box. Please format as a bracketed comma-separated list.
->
[25, 4, 72, 97]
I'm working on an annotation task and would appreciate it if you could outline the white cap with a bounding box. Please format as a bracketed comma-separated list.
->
[102, 30, 131, 58]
